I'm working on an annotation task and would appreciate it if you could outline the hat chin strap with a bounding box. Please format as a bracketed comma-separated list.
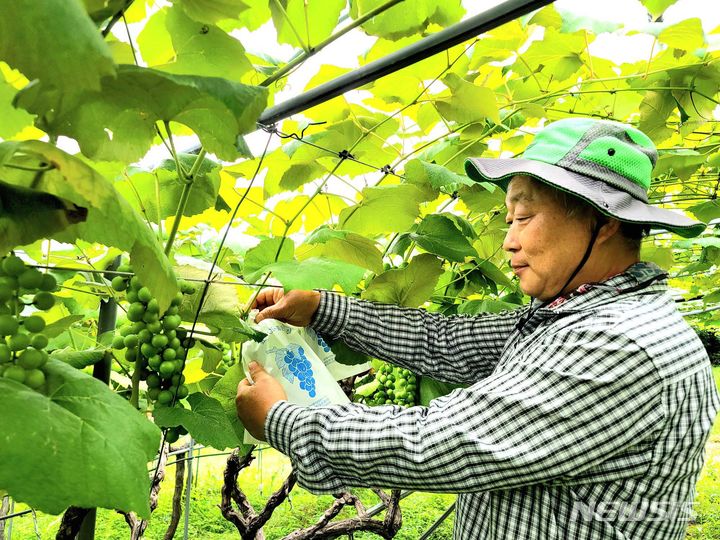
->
[553, 220, 603, 301]
[516, 221, 602, 333]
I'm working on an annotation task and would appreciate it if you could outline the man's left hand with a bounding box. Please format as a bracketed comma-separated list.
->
[236, 361, 287, 441]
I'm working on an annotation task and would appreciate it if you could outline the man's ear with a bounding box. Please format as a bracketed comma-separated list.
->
[596, 218, 621, 245]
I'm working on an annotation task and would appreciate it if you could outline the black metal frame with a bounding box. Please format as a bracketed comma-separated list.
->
[257, 0, 554, 127]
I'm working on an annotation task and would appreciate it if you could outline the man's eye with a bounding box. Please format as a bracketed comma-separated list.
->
[514, 216, 530, 223]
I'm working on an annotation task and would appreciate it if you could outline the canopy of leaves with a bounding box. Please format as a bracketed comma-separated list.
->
[0, 360, 160, 517]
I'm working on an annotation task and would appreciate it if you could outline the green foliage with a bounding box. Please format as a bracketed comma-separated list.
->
[153, 392, 240, 449]
[694, 327, 720, 366]
[362, 254, 444, 307]
[0, 0, 116, 95]
[15, 65, 268, 162]
[0, 359, 160, 517]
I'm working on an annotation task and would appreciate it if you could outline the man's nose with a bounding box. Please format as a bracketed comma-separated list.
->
[502, 225, 519, 253]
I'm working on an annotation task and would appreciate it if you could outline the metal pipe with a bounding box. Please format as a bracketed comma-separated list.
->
[257, 0, 554, 127]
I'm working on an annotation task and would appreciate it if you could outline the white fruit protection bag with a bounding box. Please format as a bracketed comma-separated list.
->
[241, 314, 370, 444]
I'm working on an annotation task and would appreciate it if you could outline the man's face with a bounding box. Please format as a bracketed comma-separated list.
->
[503, 175, 593, 301]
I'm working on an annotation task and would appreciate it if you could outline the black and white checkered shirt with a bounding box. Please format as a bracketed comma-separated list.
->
[266, 263, 720, 539]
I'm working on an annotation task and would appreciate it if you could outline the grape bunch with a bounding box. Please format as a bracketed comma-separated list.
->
[283, 345, 316, 398]
[358, 363, 417, 407]
[0, 255, 57, 393]
[111, 265, 196, 440]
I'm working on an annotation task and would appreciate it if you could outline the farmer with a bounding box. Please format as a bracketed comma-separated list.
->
[236, 118, 720, 539]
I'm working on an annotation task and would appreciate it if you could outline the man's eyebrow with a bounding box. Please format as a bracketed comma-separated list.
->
[506, 190, 534, 204]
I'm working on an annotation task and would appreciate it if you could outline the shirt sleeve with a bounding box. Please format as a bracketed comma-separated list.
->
[265, 325, 664, 495]
[311, 291, 524, 384]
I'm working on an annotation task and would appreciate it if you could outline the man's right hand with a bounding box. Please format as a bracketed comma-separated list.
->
[250, 288, 321, 327]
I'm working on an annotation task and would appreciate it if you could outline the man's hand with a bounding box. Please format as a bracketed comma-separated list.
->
[251, 288, 321, 326]
[236, 361, 287, 442]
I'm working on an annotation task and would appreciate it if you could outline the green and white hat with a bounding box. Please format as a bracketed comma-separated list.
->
[464, 118, 706, 238]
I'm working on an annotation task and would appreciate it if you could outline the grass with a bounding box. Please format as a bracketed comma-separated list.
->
[6, 367, 720, 539]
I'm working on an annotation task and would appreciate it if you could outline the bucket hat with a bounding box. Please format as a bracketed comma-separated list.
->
[464, 118, 706, 238]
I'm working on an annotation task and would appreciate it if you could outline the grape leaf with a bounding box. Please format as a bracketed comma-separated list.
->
[351, 0, 464, 40]
[338, 184, 429, 235]
[0, 77, 33, 138]
[658, 18, 705, 51]
[14, 65, 268, 163]
[0, 360, 160, 517]
[640, 0, 678, 20]
[270, 0, 345, 48]
[0, 180, 88, 252]
[50, 348, 107, 369]
[436, 73, 500, 125]
[297, 226, 384, 275]
[419, 375, 464, 406]
[161, 6, 253, 81]
[117, 154, 223, 221]
[0, 0, 116, 95]
[264, 257, 367, 294]
[362, 254, 444, 307]
[153, 392, 240, 450]
[409, 214, 478, 262]
[243, 237, 295, 282]
[175, 0, 251, 24]
[209, 364, 254, 450]
[404, 159, 474, 195]
[0, 141, 178, 312]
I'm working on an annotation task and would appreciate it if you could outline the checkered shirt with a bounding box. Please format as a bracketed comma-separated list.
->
[265, 263, 720, 539]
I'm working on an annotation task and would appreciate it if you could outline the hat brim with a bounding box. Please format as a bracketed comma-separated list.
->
[465, 157, 706, 238]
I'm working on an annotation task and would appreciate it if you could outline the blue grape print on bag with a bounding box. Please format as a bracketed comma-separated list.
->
[273, 343, 317, 398]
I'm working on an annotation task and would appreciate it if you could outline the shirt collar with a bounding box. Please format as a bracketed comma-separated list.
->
[532, 262, 668, 315]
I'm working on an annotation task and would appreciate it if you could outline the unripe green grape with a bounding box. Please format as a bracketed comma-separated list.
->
[8, 333, 30, 351]
[18, 348, 45, 369]
[157, 389, 174, 405]
[165, 428, 180, 444]
[137, 287, 152, 303]
[118, 325, 132, 337]
[111, 335, 126, 350]
[125, 348, 138, 363]
[176, 384, 189, 399]
[148, 355, 162, 370]
[24, 369, 45, 389]
[165, 329, 177, 340]
[130, 321, 146, 335]
[159, 360, 176, 379]
[126, 302, 145, 322]
[140, 343, 156, 358]
[33, 292, 55, 311]
[0, 276, 18, 292]
[129, 276, 141, 290]
[18, 269, 43, 290]
[124, 334, 139, 349]
[137, 329, 153, 344]
[4, 364, 26, 383]
[0, 315, 19, 336]
[0, 344, 11, 363]
[146, 321, 162, 334]
[0, 304, 11, 316]
[151, 334, 168, 349]
[126, 289, 138, 303]
[146, 298, 159, 313]
[23, 315, 45, 333]
[117, 263, 132, 274]
[142, 311, 159, 324]
[147, 373, 161, 388]
[38, 273, 57, 292]
[162, 347, 176, 361]
[162, 314, 181, 331]
[171, 373, 186, 386]
[171, 293, 183, 307]
[111, 276, 128, 292]
[30, 334, 48, 350]
[166, 306, 179, 317]
[147, 387, 161, 401]
[169, 337, 181, 350]
[2, 256, 25, 277]
[0, 283, 14, 303]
